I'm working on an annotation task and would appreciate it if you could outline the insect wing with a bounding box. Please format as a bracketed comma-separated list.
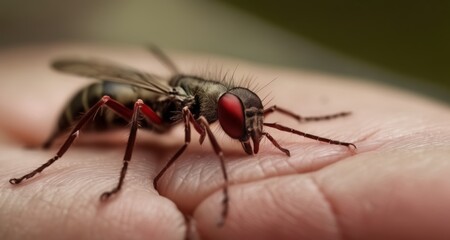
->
[52, 58, 175, 95]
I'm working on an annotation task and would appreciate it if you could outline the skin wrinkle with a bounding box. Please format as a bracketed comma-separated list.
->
[68, 182, 112, 228]
[277, 154, 301, 175]
[97, 203, 135, 238]
[161, 152, 227, 214]
[185, 141, 364, 222]
[0, 191, 20, 239]
[112, 203, 139, 236]
[310, 175, 345, 240]
[37, 177, 97, 236]
[194, 158, 216, 188]
[193, 145, 360, 233]
[195, 173, 346, 239]
[98, 200, 132, 239]
[376, 129, 449, 151]
[52, 196, 74, 233]
[292, 146, 343, 172]
[237, 139, 351, 179]
[178, 158, 197, 191]
[196, 158, 216, 189]
[6, 202, 33, 239]
[25, 192, 59, 237]
[264, 179, 303, 230]
[6, 147, 182, 238]
[265, 141, 313, 172]
[253, 155, 274, 179]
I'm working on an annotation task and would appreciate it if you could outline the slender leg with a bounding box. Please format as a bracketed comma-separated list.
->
[100, 99, 147, 201]
[264, 122, 356, 149]
[197, 117, 229, 227]
[264, 105, 351, 122]
[10, 96, 125, 184]
[153, 107, 229, 227]
[153, 107, 191, 189]
[153, 106, 207, 189]
[263, 132, 290, 156]
[9, 96, 163, 188]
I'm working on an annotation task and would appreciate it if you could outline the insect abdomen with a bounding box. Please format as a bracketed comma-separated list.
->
[59, 83, 125, 131]
[44, 82, 146, 144]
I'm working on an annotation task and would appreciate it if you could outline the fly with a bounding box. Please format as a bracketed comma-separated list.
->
[9, 47, 356, 226]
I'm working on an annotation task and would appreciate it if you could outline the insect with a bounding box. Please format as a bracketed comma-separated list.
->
[9, 47, 356, 226]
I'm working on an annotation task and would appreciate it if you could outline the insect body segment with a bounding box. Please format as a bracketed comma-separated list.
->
[9, 48, 356, 227]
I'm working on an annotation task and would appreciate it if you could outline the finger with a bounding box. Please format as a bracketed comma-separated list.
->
[311, 146, 450, 240]
[0, 144, 186, 240]
[194, 146, 450, 240]
[195, 174, 340, 240]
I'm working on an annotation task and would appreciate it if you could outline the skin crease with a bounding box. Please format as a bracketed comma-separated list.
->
[1, 44, 450, 240]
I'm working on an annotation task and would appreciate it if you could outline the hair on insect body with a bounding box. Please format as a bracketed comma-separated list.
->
[9, 47, 356, 227]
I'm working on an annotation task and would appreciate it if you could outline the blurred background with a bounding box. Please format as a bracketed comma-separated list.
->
[1, 0, 449, 103]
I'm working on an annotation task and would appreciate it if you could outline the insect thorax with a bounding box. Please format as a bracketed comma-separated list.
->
[171, 75, 229, 123]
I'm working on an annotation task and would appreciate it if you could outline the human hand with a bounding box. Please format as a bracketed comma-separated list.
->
[1, 44, 449, 240]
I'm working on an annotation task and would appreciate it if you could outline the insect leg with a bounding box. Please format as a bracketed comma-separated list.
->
[264, 105, 351, 122]
[153, 107, 207, 190]
[196, 116, 229, 227]
[9, 96, 133, 185]
[153, 107, 191, 190]
[153, 108, 228, 226]
[262, 132, 290, 156]
[100, 99, 156, 201]
[263, 122, 356, 150]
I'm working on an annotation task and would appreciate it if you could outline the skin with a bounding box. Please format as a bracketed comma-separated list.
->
[1, 45, 450, 240]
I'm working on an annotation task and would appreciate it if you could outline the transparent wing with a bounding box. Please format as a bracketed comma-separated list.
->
[52, 58, 176, 95]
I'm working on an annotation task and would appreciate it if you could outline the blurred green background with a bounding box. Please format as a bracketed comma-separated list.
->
[1, 0, 448, 103]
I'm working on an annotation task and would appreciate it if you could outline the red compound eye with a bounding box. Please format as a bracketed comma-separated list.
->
[218, 93, 245, 139]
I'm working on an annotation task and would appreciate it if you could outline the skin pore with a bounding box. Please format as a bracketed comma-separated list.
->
[1, 45, 450, 240]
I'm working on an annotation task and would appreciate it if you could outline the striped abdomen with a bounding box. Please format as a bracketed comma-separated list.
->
[43, 81, 173, 148]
